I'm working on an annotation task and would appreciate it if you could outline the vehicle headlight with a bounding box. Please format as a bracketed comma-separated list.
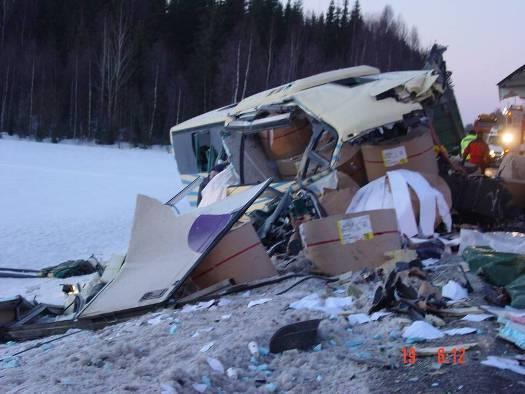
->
[489, 150, 496, 158]
[502, 132, 514, 145]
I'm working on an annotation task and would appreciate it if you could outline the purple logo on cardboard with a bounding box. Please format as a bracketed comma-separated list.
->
[187, 213, 235, 253]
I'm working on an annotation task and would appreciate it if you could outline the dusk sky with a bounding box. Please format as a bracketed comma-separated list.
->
[300, 0, 525, 124]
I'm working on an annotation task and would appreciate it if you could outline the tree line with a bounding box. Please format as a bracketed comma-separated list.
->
[0, 0, 425, 146]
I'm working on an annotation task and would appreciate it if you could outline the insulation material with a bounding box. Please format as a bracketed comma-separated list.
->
[347, 170, 451, 237]
[78, 180, 270, 319]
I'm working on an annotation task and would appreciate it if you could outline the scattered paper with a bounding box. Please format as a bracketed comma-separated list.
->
[290, 293, 353, 315]
[370, 311, 391, 321]
[247, 298, 272, 308]
[443, 327, 477, 336]
[462, 314, 493, 322]
[181, 300, 215, 313]
[481, 356, 525, 375]
[206, 357, 224, 374]
[200, 341, 215, 353]
[442, 280, 468, 301]
[347, 313, 370, 326]
[403, 321, 444, 341]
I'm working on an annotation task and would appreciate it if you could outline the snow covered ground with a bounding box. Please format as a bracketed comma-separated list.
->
[0, 136, 185, 302]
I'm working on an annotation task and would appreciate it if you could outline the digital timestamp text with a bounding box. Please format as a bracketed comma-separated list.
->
[402, 347, 466, 365]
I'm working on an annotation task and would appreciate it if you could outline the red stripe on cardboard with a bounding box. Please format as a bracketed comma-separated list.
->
[305, 230, 399, 248]
[192, 242, 260, 279]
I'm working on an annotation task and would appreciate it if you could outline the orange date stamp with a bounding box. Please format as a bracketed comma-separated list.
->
[402, 347, 465, 365]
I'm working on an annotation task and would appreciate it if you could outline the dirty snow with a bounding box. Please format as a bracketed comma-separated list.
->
[0, 278, 380, 393]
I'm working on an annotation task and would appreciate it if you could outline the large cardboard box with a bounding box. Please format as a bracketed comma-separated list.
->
[300, 209, 401, 275]
[361, 130, 438, 181]
[191, 222, 277, 288]
[319, 172, 361, 216]
[335, 143, 368, 186]
[258, 119, 312, 160]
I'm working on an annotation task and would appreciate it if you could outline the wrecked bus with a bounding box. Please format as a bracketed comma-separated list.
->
[170, 65, 447, 203]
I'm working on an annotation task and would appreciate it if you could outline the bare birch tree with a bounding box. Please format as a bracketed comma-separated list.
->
[241, 31, 253, 100]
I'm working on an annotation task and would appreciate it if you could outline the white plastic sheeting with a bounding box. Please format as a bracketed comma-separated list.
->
[346, 170, 451, 237]
[199, 165, 240, 207]
[459, 229, 525, 254]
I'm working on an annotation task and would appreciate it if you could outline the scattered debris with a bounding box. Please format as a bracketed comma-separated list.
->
[206, 357, 224, 374]
[181, 300, 216, 314]
[289, 293, 353, 315]
[482, 356, 525, 376]
[461, 313, 493, 322]
[226, 367, 238, 380]
[248, 341, 259, 355]
[269, 319, 321, 353]
[442, 327, 477, 336]
[403, 321, 444, 341]
[499, 321, 525, 350]
[442, 280, 469, 301]
[247, 298, 272, 308]
[200, 342, 215, 353]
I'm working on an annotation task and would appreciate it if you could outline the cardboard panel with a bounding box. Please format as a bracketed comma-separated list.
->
[78, 180, 271, 319]
[361, 130, 438, 181]
[191, 223, 276, 288]
[319, 173, 361, 216]
[335, 143, 368, 186]
[300, 209, 401, 276]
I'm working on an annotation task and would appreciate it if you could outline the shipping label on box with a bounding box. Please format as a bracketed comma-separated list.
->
[337, 215, 374, 245]
[381, 146, 408, 167]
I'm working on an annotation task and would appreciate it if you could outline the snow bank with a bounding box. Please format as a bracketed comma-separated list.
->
[0, 139, 185, 269]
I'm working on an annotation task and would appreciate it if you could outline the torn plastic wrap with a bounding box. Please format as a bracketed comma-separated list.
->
[459, 229, 525, 254]
[499, 321, 525, 350]
[199, 165, 240, 207]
